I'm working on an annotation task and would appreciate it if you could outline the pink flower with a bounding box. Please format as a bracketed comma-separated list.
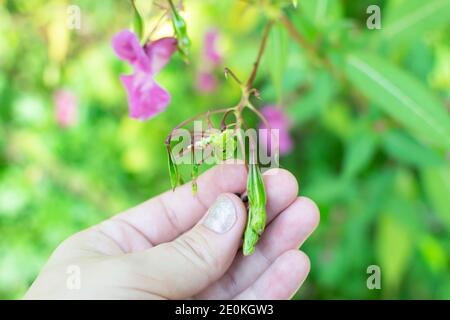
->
[195, 28, 222, 94]
[54, 89, 78, 128]
[144, 38, 178, 74]
[259, 105, 293, 155]
[112, 30, 150, 72]
[203, 28, 222, 66]
[196, 72, 217, 93]
[120, 72, 170, 120]
[112, 30, 177, 120]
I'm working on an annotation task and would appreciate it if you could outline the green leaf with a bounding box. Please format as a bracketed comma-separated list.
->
[299, 0, 342, 28]
[320, 102, 353, 140]
[382, 130, 445, 167]
[290, 70, 335, 124]
[267, 23, 288, 101]
[421, 165, 450, 230]
[342, 128, 377, 179]
[376, 212, 414, 292]
[382, 0, 450, 45]
[418, 235, 447, 274]
[345, 52, 450, 150]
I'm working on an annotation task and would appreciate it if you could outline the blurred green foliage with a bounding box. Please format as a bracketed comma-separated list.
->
[1, 0, 450, 299]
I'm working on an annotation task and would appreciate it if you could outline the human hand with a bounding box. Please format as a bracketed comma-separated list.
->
[25, 163, 319, 300]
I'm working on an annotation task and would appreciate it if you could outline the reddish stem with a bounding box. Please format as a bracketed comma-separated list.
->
[246, 21, 273, 89]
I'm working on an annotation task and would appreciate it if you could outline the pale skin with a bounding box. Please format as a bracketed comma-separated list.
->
[25, 163, 319, 299]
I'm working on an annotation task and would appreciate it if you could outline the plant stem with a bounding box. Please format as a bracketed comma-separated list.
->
[224, 67, 243, 87]
[166, 108, 233, 145]
[246, 21, 273, 89]
[279, 15, 320, 65]
[280, 14, 367, 108]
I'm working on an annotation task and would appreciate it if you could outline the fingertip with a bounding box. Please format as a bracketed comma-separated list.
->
[298, 196, 320, 230]
[204, 162, 247, 194]
[263, 169, 299, 222]
[264, 168, 299, 196]
[286, 250, 310, 299]
[291, 250, 311, 274]
[259, 250, 310, 300]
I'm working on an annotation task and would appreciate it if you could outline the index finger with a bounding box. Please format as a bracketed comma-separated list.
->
[113, 162, 247, 245]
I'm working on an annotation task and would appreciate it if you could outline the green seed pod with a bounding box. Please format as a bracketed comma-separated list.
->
[243, 212, 259, 256]
[247, 156, 267, 235]
[242, 152, 267, 255]
[167, 145, 182, 191]
[168, 0, 190, 59]
[191, 150, 199, 195]
[191, 171, 198, 194]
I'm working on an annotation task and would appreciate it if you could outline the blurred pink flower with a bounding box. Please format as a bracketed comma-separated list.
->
[54, 89, 78, 128]
[112, 30, 177, 120]
[203, 28, 222, 66]
[120, 72, 170, 120]
[196, 72, 217, 93]
[112, 30, 150, 72]
[195, 28, 222, 94]
[259, 105, 293, 155]
[144, 37, 178, 74]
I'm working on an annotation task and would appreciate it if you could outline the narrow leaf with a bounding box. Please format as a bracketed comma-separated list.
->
[267, 23, 288, 102]
[342, 128, 377, 179]
[421, 166, 450, 230]
[345, 52, 450, 150]
[382, 0, 450, 45]
[376, 212, 414, 292]
[299, 0, 342, 28]
[383, 130, 445, 167]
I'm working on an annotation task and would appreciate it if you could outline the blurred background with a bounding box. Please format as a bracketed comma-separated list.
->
[1, 0, 449, 299]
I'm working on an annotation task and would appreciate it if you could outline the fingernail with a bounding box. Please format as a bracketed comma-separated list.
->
[203, 195, 237, 233]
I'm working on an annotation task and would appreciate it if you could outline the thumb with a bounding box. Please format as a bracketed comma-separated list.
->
[133, 193, 247, 299]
